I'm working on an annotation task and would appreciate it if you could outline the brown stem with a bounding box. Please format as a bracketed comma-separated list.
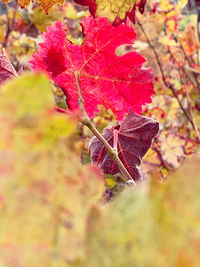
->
[3, 5, 10, 48]
[168, 47, 200, 96]
[11, 0, 18, 29]
[167, 47, 200, 142]
[137, 19, 196, 132]
[75, 72, 136, 184]
[152, 141, 169, 172]
[166, 45, 200, 143]
[3, 0, 18, 48]
[183, 77, 200, 142]
[178, 41, 200, 93]
[184, 65, 200, 75]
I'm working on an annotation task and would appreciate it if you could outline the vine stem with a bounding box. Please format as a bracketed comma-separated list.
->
[74, 72, 136, 184]
[3, 0, 18, 48]
[137, 19, 199, 140]
[183, 77, 200, 142]
[168, 47, 200, 142]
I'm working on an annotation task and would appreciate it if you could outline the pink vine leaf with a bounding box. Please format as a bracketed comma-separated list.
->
[30, 16, 154, 120]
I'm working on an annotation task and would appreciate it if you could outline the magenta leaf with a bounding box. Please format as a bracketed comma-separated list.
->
[30, 16, 154, 120]
[89, 111, 159, 181]
[0, 49, 18, 84]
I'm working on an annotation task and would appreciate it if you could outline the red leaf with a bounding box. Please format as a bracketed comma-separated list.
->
[74, 0, 97, 16]
[0, 49, 18, 85]
[30, 16, 154, 120]
[89, 111, 159, 181]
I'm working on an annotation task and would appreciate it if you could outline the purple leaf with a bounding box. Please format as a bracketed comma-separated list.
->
[89, 111, 159, 181]
[0, 48, 18, 85]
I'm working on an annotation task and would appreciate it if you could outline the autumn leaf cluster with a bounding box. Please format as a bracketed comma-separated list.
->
[0, 0, 200, 266]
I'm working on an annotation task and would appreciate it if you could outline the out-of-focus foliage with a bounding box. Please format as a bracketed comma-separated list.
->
[0, 73, 104, 265]
[75, 156, 200, 267]
[2, 0, 64, 14]
[0, 0, 200, 265]
[1, 74, 200, 266]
